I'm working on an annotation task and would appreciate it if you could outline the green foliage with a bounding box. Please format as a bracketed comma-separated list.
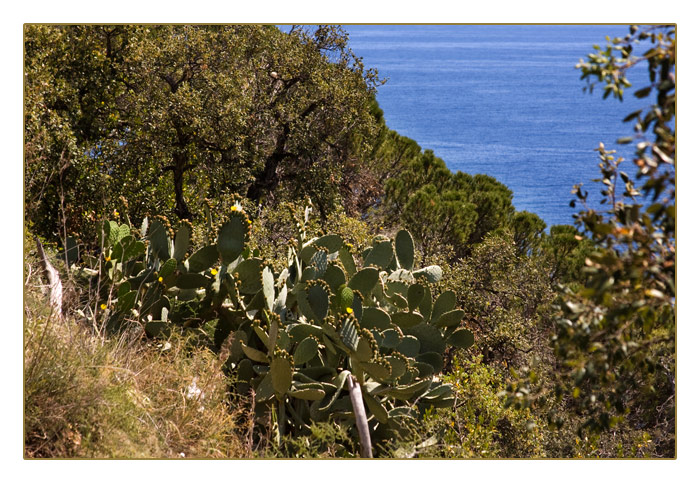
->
[76, 201, 473, 455]
[383, 149, 519, 258]
[393, 356, 546, 458]
[550, 25, 675, 452]
[24, 25, 382, 243]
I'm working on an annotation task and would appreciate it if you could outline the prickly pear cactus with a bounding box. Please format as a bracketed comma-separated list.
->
[84, 203, 474, 452]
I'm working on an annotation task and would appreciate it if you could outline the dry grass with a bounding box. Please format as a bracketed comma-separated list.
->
[24, 248, 251, 459]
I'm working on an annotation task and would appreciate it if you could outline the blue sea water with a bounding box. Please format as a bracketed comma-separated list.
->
[342, 25, 650, 228]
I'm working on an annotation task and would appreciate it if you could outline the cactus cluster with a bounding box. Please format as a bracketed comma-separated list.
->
[84, 203, 474, 450]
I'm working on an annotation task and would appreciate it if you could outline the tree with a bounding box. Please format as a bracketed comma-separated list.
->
[551, 25, 675, 454]
[24, 25, 382, 241]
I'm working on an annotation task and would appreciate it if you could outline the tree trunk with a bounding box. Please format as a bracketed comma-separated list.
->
[171, 152, 193, 220]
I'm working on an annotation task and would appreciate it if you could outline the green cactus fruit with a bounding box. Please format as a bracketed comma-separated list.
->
[417, 352, 444, 373]
[360, 307, 392, 331]
[391, 311, 423, 329]
[271, 349, 294, 398]
[262, 265, 275, 311]
[395, 335, 421, 358]
[348, 267, 379, 295]
[431, 290, 457, 323]
[406, 283, 425, 312]
[338, 316, 359, 352]
[338, 246, 357, 277]
[413, 265, 443, 283]
[323, 263, 346, 292]
[405, 323, 446, 355]
[380, 329, 400, 348]
[293, 336, 319, 366]
[174, 272, 209, 289]
[362, 391, 389, 424]
[337, 285, 354, 311]
[147, 219, 171, 261]
[217, 213, 248, 264]
[173, 223, 191, 261]
[395, 230, 415, 271]
[434, 309, 465, 329]
[185, 245, 219, 273]
[232, 258, 263, 294]
[363, 240, 394, 270]
[159, 258, 178, 279]
[446, 328, 475, 349]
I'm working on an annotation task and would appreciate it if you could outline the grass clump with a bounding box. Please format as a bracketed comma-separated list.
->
[24, 249, 249, 458]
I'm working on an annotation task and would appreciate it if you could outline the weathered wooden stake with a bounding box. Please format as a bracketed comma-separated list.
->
[35, 237, 64, 320]
[347, 374, 373, 458]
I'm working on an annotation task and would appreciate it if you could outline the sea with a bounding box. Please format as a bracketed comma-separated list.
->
[341, 25, 650, 228]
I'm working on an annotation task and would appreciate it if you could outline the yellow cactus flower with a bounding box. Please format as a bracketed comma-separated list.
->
[346, 307, 354, 314]
[113, 210, 120, 217]
[210, 268, 218, 276]
[100, 303, 107, 310]
[104, 255, 111, 262]
[158, 276, 163, 283]
[231, 205, 240, 212]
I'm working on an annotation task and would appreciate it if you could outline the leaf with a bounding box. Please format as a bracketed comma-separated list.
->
[173, 223, 191, 261]
[348, 267, 379, 294]
[435, 309, 465, 329]
[217, 214, 248, 264]
[185, 245, 219, 273]
[430, 290, 456, 323]
[271, 355, 293, 396]
[446, 328, 475, 349]
[395, 230, 415, 270]
[413, 265, 442, 283]
[241, 343, 270, 364]
[363, 240, 394, 270]
[391, 311, 423, 329]
[293, 337, 319, 366]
